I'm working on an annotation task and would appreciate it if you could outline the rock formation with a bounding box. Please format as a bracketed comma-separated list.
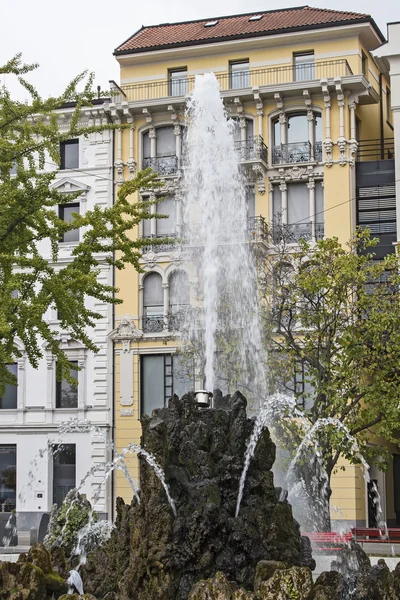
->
[82, 392, 307, 599]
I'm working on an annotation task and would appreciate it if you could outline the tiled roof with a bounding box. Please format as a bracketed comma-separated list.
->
[115, 6, 378, 55]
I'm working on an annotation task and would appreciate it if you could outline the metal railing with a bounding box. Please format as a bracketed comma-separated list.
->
[356, 138, 395, 161]
[272, 222, 324, 243]
[234, 135, 268, 163]
[247, 216, 269, 242]
[120, 60, 353, 102]
[143, 155, 179, 176]
[315, 141, 323, 162]
[168, 310, 188, 332]
[272, 141, 312, 164]
[142, 233, 178, 254]
[142, 315, 164, 333]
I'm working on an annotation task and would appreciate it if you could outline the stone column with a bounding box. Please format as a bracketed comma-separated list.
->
[163, 282, 169, 331]
[307, 109, 315, 161]
[174, 123, 182, 167]
[307, 179, 316, 240]
[150, 194, 157, 236]
[280, 181, 288, 225]
[149, 127, 156, 159]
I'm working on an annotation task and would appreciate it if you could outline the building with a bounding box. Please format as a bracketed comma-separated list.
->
[109, 7, 396, 528]
[0, 100, 114, 545]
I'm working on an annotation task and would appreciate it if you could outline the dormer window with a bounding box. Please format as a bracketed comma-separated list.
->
[204, 20, 218, 27]
[249, 14, 262, 21]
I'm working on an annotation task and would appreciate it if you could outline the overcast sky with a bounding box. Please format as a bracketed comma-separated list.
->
[1, 0, 399, 100]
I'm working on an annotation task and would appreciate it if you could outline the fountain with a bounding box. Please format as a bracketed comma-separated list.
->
[2, 73, 400, 600]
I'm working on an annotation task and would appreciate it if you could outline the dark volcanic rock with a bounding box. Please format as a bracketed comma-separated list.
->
[83, 392, 304, 600]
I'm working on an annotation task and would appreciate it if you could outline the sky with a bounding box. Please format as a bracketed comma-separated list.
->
[1, 0, 399, 101]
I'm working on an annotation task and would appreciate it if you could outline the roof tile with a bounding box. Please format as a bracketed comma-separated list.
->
[115, 6, 372, 54]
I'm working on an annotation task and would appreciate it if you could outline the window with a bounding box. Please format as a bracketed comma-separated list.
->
[168, 270, 190, 331]
[141, 354, 195, 416]
[142, 126, 178, 175]
[230, 61, 250, 89]
[0, 364, 17, 409]
[386, 87, 392, 122]
[169, 69, 188, 97]
[143, 272, 164, 332]
[293, 52, 314, 81]
[53, 444, 76, 506]
[56, 362, 78, 408]
[287, 182, 310, 226]
[362, 51, 368, 77]
[143, 196, 177, 237]
[273, 111, 321, 164]
[272, 181, 324, 242]
[59, 203, 80, 243]
[60, 140, 79, 170]
[0, 445, 16, 511]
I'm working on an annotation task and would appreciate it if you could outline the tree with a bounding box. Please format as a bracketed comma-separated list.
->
[0, 55, 160, 392]
[264, 230, 400, 530]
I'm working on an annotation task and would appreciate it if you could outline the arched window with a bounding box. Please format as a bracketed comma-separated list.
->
[272, 111, 322, 164]
[143, 272, 164, 332]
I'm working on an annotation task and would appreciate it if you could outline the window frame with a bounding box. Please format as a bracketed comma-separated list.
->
[0, 363, 18, 410]
[60, 139, 79, 170]
[59, 202, 80, 243]
[293, 51, 314, 81]
[361, 51, 368, 77]
[386, 86, 392, 124]
[0, 444, 17, 511]
[168, 68, 188, 97]
[55, 361, 79, 409]
[229, 60, 250, 89]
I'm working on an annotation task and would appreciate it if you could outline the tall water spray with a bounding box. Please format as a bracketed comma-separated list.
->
[183, 73, 266, 400]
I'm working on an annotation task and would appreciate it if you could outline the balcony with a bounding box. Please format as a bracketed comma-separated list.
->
[247, 216, 269, 242]
[142, 233, 178, 254]
[234, 136, 268, 164]
[120, 60, 353, 103]
[272, 141, 318, 165]
[141, 310, 187, 333]
[143, 155, 179, 176]
[272, 223, 325, 243]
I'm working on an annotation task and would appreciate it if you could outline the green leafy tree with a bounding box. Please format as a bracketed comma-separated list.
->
[265, 230, 400, 530]
[0, 55, 160, 391]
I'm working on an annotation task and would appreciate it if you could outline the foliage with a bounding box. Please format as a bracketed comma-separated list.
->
[0, 54, 161, 391]
[44, 489, 96, 556]
[264, 230, 400, 508]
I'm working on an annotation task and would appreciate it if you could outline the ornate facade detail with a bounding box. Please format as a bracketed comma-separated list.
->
[174, 123, 181, 136]
[307, 109, 314, 122]
[278, 112, 287, 125]
[348, 139, 358, 167]
[337, 138, 347, 166]
[114, 159, 124, 184]
[279, 181, 287, 193]
[148, 127, 156, 139]
[252, 164, 266, 195]
[323, 139, 333, 167]
[285, 166, 308, 181]
[307, 178, 315, 190]
[120, 408, 134, 417]
[109, 316, 143, 353]
[126, 157, 137, 179]
[142, 250, 157, 268]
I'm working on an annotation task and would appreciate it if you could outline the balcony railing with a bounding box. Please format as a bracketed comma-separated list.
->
[315, 141, 323, 162]
[234, 135, 268, 163]
[143, 155, 179, 176]
[142, 233, 178, 254]
[272, 223, 324, 243]
[120, 60, 353, 102]
[247, 216, 269, 242]
[142, 314, 164, 333]
[356, 138, 395, 161]
[272, 141, 313, 165]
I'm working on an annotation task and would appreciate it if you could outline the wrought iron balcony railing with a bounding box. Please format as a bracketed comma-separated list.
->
[142, 314, 164, 333]
[168, 309, 188, 332]
[234, 135, 268, 163]
[272, 222, 325, 243]
[120, 60, 353, 102]
[143, 155, 179, 176]
[142, 233, 178, 254]
[315, 141, 323, 162]
[272, 141, 313, 165]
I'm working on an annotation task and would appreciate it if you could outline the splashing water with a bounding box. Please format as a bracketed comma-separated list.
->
[182, 73, 266, 399]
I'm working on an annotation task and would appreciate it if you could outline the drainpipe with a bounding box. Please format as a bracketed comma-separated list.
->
[379, 73, 384, 159]
[111, 126, 116, 522]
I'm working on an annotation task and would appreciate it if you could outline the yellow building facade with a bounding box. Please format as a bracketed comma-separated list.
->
[108, 6, 396, 528]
